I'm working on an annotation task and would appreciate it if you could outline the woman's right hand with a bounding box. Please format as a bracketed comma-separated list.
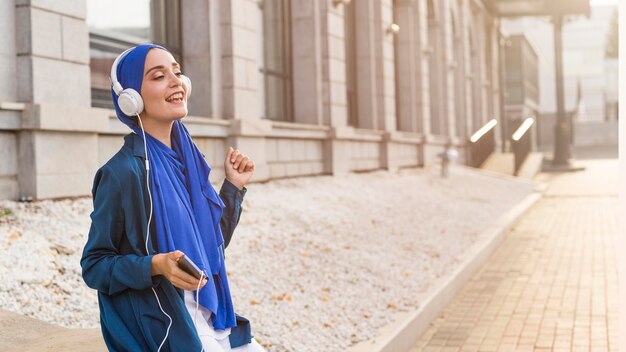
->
[151, 250, 207, 291]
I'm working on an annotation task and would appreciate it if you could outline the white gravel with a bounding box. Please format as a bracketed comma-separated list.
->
[0, 165, 535, 351]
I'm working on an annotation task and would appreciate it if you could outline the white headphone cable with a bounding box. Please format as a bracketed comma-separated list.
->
[194, 272, 206, 352]
[137, 114, 173, 352]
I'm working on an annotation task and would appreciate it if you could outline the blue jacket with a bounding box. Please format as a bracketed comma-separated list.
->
[81, 132, 252, 351]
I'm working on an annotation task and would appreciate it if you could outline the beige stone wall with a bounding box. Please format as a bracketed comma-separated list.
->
[0, 0, 502, 200]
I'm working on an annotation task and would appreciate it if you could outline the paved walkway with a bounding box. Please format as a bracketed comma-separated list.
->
[411, 157, 618, 352]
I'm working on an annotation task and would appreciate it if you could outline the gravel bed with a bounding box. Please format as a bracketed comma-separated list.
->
[0, 165, 535, 351]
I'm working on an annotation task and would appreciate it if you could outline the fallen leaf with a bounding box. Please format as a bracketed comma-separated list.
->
[271, 293, 293, 302]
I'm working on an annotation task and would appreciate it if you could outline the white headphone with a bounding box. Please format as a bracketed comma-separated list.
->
[110, 46, 192, 116]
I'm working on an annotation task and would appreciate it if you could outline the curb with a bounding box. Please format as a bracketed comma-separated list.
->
[346, 189, 544, 352]
[0, 309, 104, 352]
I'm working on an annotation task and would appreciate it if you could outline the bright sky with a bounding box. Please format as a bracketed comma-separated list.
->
[86, 0, 150, 28]
[590, 0, 618, 6]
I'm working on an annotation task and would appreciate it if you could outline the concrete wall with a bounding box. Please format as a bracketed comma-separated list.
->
[0, 131, 18, 200]
[0, 0, 502, 200]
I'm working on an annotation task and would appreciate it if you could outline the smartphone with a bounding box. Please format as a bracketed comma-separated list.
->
[177, 254, 204, 280]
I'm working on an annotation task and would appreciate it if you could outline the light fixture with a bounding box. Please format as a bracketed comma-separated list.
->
[386, 23, 400, 35]
[333, 0, 351, 7]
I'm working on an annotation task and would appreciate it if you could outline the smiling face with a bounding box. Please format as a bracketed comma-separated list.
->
[139, 48, 188, 123]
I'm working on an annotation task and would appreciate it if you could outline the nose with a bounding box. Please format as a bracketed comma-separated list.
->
[170, 74, 183, 88]
[169, 75, 186, 95]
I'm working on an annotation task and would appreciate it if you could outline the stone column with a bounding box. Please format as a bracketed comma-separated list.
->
[181, 0, 212, 117]
[220, 0, 261, 121]
[15, 0, 102, 199]
[220, 0, 270, 183]
[379, 0, 400, 172]
[0, 1, 19, 199]
[443, 3, 457, 139]
[454, 0, 469, 139]
[379, 0, 396, 132]
[430, 0, 449, 136]
[16, 0, 90, 106]
[468, 3, 484, 135]
[415, 0, 431, 136]
[291, 0, 324, 125]
[354, 0, 381, 130]
[319, 0, 348, 127]
[0, 0, 17, 103]
[318, 0, 352, 176]
[474, 10, 488, 126]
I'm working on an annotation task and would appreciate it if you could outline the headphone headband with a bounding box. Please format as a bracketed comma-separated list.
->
[110, 47, 135, 96]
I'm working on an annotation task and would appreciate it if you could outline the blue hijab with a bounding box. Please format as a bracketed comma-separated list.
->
[111, 44, 236, 330]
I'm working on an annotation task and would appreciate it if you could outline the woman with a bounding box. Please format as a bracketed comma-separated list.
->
[81, 44, 265, 352]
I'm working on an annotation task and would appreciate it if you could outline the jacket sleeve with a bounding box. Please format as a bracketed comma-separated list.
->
[80, 165, 156, 296]
[219, 178, 247, 249]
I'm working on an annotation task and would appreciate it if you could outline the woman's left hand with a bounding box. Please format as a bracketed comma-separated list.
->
[224, 147, 255, 190]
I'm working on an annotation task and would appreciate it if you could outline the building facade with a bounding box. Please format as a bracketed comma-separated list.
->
[0, 0, 503, 200]
[501, 4, 618, 148]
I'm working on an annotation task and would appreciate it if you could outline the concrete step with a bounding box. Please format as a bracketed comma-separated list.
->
[479, 152, 514, 175]
[479, 152, 544, 179]
[0, 309, 104, 352]
[516, 152, 544, 179]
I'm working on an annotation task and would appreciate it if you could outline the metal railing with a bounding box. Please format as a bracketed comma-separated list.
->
[467, 119, 498, 168]
[511, 117, 534, 175]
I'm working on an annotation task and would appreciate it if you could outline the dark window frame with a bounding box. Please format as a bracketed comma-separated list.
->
[260, 0, 294, 122]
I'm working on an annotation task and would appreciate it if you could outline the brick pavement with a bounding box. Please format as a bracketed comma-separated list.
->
[410, 158, 618, 352]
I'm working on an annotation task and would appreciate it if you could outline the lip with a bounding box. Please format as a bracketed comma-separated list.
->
[165, 90, 185, 102]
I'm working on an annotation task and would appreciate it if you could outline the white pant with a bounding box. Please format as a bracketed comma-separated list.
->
[184, 291, 266, 352]
[198, 334, 266, 352]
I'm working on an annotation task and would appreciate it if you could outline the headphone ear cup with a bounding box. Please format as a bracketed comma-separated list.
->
[181, 75, 192, 99]
[118, 88, 144, 116]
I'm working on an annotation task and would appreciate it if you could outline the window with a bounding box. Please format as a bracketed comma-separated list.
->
[86, 0, 182, 109]
[260, 0, 293, 121]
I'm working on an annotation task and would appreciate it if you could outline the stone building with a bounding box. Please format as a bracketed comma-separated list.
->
[0, 0, 504, 200]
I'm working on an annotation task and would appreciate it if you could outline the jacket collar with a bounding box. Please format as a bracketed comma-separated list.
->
[125, 132, 147, 159]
